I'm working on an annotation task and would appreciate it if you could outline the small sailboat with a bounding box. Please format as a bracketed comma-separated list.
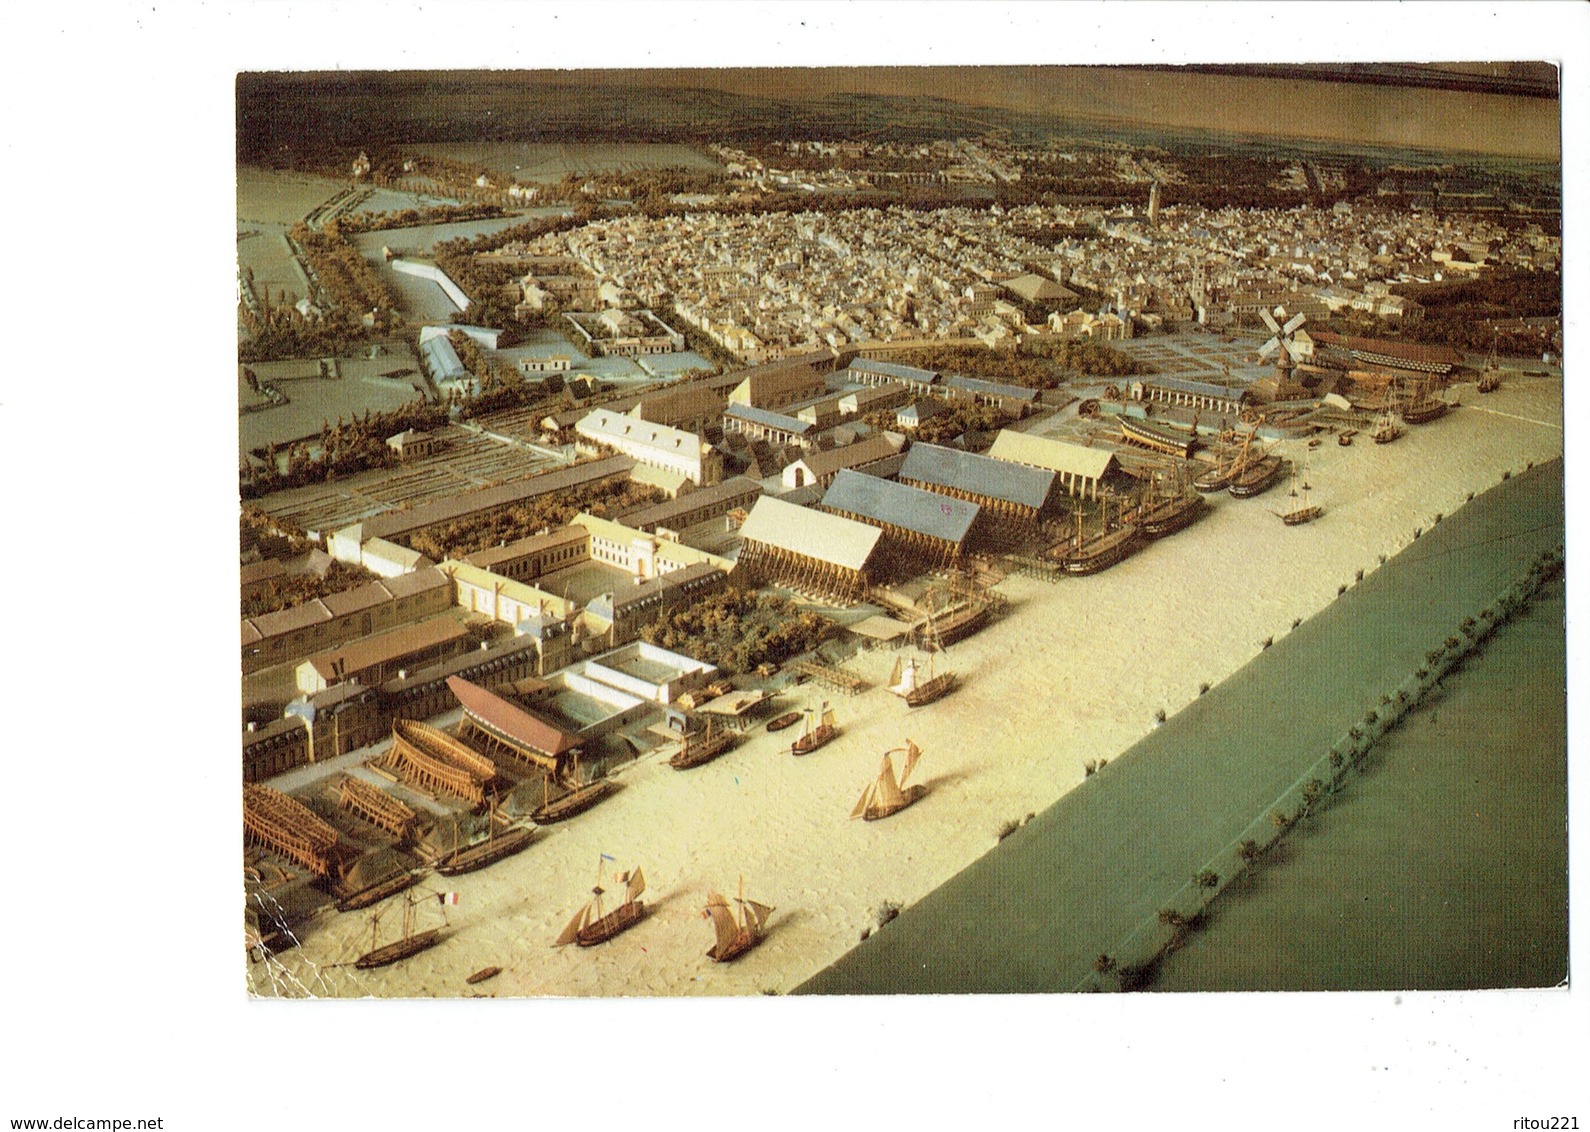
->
[1371, 408, 1405, 445]
[555, 858, 647, 947]
[436, 794, 536, 876]
[354, 888, 446, 970]
[702, 876, 774, 962]
[1275, 467, 1323, 526]
[669, 717, 736, 769]
[1478, 337, 1502, 393]
[791, 701, 838, 756]
[887, 654, 956, 707]
[851, 740, 926, 821]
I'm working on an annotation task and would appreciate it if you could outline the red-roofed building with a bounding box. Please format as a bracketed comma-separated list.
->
[447, 675, 582, 776]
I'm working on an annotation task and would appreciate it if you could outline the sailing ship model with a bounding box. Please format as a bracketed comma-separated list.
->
[555, 858, 647, 947]
[851, 740, 926, 821]
[1052, 499, 1140, 574]
[668, 717, 737, 769]
[1478, 338, 1502, 393]
[790, 701, 838, 756]
[1275, 467, 1323, 526]
[918, 580, 991, 650]
[355, 888, 445, 970]
[1397, 376, 1449, 424]
[702, 876, 775, 962]
[531, 769, 613, 824]
[1226, 434, 1283, 498]
[1133, 467, 1207, 538]
[435, 796, 536, 876]
[337, 866, 419, 913]
[1371, 407, 1405, 444]
[887, 652, 956, 707]
[1193, 434, 1249, 493]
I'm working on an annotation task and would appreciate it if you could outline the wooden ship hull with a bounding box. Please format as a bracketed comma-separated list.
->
[861, 783, 927, 822]
[707, 931, 765, 963]
[791, 723, 837, 756]
[920, 603, 989, 650]
[1338, 430, 1356, 446]
[904, 672, 956, 707]
[1281, 505, 1324, 526]
[435, 826, 536, 876]
[766, 712, 802, 733]
[1055, 525, 1141, 575]
[1401, 399, 1448, 424]
[532, 779, 613, 824]
[337, 869, 419, 913]
[1137, 493, 1207, 538]
[1477, 373, 1500, 393]
[1372, 425, 1403, 444]
[669, 729, 736, 770]
[1192, 464, 1235, 493]
[576, 901, 647, 946]
[1228, 456, 1283, 499]
[466, 966, 502, 985]
[355, 927, 443, 970]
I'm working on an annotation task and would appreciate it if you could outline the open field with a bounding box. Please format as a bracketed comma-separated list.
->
[237, 230, 309, 309]
[239, 348, 430, 460]
[413, 141, 722, 182]
[1151, 573, 1568, 991]
[237, 167, 347, 226]
[248, 371, 1563, 998]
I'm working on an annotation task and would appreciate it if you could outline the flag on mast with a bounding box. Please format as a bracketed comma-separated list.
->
[440, 892, 460, 906]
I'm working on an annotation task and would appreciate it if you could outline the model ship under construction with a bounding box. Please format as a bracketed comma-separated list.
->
[852, 740, 926, 821]
[388, 719, 496, 805]
[669, 718, 737, 769]
[243, 783, 340, 877]
[355, 888, 445, 970]
[556, 858, 646, 947]
[790, 701, 838, 756]
[1372, 409, 1405, 445]
[703, 877, 775, 963]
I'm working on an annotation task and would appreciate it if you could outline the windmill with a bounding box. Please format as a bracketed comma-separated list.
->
[1257, 306, 1312, 396]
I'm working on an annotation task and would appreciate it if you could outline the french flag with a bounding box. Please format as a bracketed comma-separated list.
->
[440, 892, 460, 906]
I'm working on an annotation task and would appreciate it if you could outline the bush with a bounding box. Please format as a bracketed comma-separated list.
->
[1196, 869, 1220, 890]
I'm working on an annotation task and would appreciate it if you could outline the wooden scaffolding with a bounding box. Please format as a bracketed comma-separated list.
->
[738, 538, 870, 605]
[388, 720, 495, 804]
[789, 658, 869, 696]
[338, 776, 416, 839]
[243, 784, 340, 876]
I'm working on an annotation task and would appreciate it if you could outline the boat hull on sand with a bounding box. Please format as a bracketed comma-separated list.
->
[532, 780, 613, 824]
[337, 870, 419, 913]
[791, 724, 837, 756]
[861, 784, 927, 822]
[436, 826, 536, 876]
[1228, 456, 1283, 499]
[355, 928, 443, 969]
[576, 901, 646, 946]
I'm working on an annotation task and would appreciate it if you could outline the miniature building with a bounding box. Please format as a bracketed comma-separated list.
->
[818, 468, 979, 572]
[240, 559, 288, 604]
[1130, 377, 1250, 416]
[294, 616, 470, 696]
[986, 431, 1120, 500]
[736, 496, 883, 604]
[571, 513, 735, 579]
[448, 675, 582, 777]
[386, 428, 439, 460]
[727, 361, 830, 410]
[241, 568, 453, 674]
[441, 561, 579, 629]
[580, 642, 719, 705]
[584, 562, 728, 647]
[327, 456, 633, 555]
[781, 433, 902, 490]
[722, 403, 816, 448]
[897, 442, 1057, 521]
[462, 526, 591, 583]
[518, 355, 572, 375]
[617, 477, 763, 536]
[574, 409, 722, 486]
[630, 386, 730, 435]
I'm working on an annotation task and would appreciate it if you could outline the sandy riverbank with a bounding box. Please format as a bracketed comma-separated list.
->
[247, 375, 1564, 999]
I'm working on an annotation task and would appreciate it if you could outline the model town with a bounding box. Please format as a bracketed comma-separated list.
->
[239, 68, 1564, 997]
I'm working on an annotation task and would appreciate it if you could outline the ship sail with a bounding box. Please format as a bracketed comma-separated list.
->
[624, 868, 646, 903]
[888, 658, 918, 697]
[850, 779, 879, 820]
[555, 902, 593, 946]
[888, 657, 903, 688]
[898, 739, 922, 786]
[873, 753, 907, 810]
[704, 890, 740, 952]
[819, 703, 835, 729]
[739, 899, 775, 932]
